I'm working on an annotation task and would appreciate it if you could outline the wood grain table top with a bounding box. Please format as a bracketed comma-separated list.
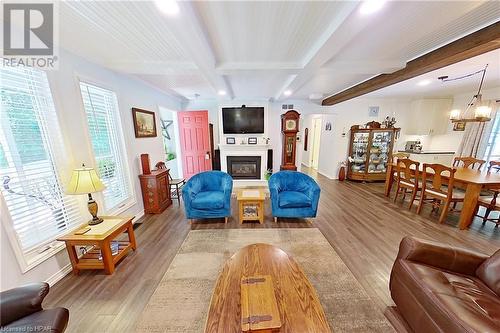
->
[390, 163, 500, 186]
[205, 243, 331, 333]
[57, 216, 134, 242]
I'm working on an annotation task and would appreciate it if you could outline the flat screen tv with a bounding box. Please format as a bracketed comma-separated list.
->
[222, 106, 264, 134]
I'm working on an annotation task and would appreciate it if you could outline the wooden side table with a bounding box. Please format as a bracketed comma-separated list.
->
[237, 189, 265, 224]
[58, 216, 137, 275]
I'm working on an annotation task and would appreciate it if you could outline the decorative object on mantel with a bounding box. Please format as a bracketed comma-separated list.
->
[226, 137, 235, 144]
[141, 153, 151, 175]
[67, 164, 106, 225]
[444, 64, 492, 123]
[280, 110, 300, 171]
[132, 108, 157, 138]
[248, 137, 257, 144]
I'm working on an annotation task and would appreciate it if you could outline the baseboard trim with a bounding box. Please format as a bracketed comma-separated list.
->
[317, 169, 335, 179]
[132, 209, 145, 224]
[45, 263, 73, 287]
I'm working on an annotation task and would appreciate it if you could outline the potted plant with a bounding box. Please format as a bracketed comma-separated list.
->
[264, 169, 272, 181]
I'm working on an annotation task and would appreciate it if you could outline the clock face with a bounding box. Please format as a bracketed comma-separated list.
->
[285, 119, 296, 131]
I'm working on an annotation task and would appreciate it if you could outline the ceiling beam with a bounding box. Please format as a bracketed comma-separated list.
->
[322, 21, 500, 106]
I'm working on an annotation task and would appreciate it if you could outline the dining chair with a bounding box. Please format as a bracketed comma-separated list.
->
[417, 163, 464, 224]
[475, 160, 500, 227]
[452, 156, 486, 170]
[155, 161, 186, 205]
[393, 158, 420, 210]
[392, 152, 410, 164]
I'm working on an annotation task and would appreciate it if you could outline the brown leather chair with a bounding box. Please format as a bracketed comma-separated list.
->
[389, 237, 500, 333]
[0, 282, 69, 333]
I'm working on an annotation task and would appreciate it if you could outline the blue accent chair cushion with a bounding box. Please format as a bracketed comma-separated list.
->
[269, 171, 320, 219]
[182, 171, 233, 220]
[279, 191, 312, 208]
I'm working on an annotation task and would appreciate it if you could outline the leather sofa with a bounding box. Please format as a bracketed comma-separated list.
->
[269, 171, 320, 221]
[389, 236, 500, 332]
[0, 282, 69, 332]
[182, 170, 233, 222]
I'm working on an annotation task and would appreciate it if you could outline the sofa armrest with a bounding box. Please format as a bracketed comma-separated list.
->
[396, 236, 489, 276]
[0, 282, 49, 326]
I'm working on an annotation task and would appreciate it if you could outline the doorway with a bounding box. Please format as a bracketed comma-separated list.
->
[310, 117, 322, 170]
[177, 110, 212, 179]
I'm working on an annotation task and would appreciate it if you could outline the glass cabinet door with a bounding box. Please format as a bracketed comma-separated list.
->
[368, 131, 392, 173]
[351, 132, 369, 174]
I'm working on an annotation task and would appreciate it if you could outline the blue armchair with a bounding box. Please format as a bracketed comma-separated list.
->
[182, 171, 233, 223]
[269, 171, 320, 222]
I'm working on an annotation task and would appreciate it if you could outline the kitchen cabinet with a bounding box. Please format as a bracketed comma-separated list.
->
[407, 152, 454, 166]
[406, 99, 452, 135]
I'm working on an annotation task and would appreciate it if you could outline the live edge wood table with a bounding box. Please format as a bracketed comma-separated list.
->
[205, 243, 331, 333]
[385, 163, 500, 230]
[58, 216, 137, 275]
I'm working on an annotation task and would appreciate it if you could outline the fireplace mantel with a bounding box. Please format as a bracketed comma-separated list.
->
[219, 144, 269, 186]
[219, 144, 269, 151]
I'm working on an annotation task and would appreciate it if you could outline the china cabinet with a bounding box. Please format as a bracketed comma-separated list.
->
[347, 126, 400, 181]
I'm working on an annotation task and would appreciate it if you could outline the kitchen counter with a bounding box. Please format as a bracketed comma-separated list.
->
[398, 150, 455, 155]
[397, 151, 455, 165]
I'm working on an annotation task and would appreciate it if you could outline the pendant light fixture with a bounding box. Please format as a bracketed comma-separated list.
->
[442, 64, 492, 123]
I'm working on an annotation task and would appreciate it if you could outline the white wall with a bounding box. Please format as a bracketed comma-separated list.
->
[1, 49, 182, 291]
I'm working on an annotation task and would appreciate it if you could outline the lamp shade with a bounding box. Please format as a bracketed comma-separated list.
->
[67, 167, 106, 194]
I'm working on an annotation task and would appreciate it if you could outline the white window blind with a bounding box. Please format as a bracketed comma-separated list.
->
[0, 66, 82, 252]
[79, 82, 132, 211]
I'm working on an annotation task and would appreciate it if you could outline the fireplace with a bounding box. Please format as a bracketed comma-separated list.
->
[227, 156, 261, 180]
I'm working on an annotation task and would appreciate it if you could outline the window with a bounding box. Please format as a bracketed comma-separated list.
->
[0, 66, 82, 256]
[79, 82, 132, 211]
[483, 106, 500, 164]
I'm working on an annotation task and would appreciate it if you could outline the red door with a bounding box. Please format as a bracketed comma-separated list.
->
[178, 110, 212, 179]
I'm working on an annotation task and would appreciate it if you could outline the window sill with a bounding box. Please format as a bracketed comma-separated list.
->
[21, 241, 67, 273]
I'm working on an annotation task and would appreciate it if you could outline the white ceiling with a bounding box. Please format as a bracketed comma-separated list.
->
[55, 1, 500, 102]
[366, 48, 500, 98]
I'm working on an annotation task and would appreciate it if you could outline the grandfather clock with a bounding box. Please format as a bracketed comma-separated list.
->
[280, 110, 300, 171]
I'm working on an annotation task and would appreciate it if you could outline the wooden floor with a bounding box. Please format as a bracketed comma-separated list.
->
[45, 167, 500, 332]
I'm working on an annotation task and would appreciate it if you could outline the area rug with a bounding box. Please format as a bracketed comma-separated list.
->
[135, 228, 394, 333]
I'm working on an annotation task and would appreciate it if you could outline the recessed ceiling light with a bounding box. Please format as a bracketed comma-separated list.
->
[284, 90, 292, 96]
[155, 0, 180, 16]
[417, 79, 432, 86]
[218, 90, 226, 96]
[359, 0, 386, 15]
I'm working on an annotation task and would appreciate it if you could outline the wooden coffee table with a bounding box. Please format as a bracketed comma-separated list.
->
[237, 189, 266, 224]
[58, 216, 137, 275]
[205, 243, 331, 333]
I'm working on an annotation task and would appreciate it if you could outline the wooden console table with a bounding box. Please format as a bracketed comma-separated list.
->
[58, 216, 137, 275]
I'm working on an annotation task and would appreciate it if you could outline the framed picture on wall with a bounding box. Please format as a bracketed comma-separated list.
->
[453, 121, 466, 131]
[132, 108, 157, 138]
[226, 137, 236, 144]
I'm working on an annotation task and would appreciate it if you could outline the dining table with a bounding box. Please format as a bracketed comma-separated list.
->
[385, 163, 500, 230]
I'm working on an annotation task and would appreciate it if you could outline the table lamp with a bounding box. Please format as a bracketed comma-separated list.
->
[67, 164, 106, 225]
